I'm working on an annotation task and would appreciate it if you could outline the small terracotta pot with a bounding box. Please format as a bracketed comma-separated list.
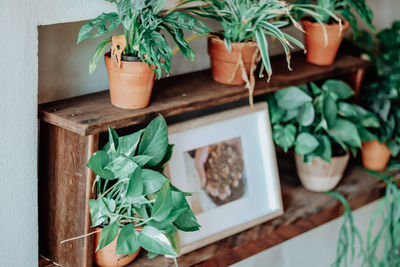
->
[362, 140, 392, 171]
[294, 152, 350, 192]
[94, 227, 140, 267]
[302, 19, 350, 66]
[105, 52, 155, 109]
[208, 37, 259, 85]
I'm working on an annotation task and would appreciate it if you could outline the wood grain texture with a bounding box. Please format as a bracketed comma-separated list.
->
[38, 122, 98, 267]
[129, 152, 399, 267]
[38, 53, 369, 136]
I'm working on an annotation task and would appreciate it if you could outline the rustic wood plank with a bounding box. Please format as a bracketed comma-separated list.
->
[38, 53, 369, 136]
[130, 153, 399, 267]
[38, 122, 98, 267]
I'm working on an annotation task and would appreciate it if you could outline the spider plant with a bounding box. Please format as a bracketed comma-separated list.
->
[174, 0, 338, 81]
[77, 0, 210, 77]
[295, 0, 375, 36]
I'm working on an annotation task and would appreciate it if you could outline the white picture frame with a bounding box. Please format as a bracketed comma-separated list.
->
[166, 102, 283, 254]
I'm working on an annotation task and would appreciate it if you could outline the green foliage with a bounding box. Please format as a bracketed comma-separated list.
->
[86, 115, 200, 259]
[177, 0, 336, 80]
[354, 22, 400, 157]
[268, 79, 380, 162]
[78, 0, 210, 76]
[295, 0, 375, 36]
[329, 164, 400, 267]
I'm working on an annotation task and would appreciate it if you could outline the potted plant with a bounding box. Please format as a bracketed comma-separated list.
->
[353, 22, 400, 171]
[295, 0, 375, 66]
[85, 115, 200, 266]
[77, 0, 210, 109]
[268, 79, 379, 192]
[176, 0, 336, 105]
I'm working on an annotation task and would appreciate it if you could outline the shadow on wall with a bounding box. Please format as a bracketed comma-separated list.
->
[38, 20, 303, 104]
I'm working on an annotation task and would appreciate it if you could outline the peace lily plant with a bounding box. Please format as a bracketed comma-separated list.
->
[268, 80, 379, 191]
[85, 115, 200, 266]
[77, 0, 210, 109]
[176, 0, 338, 105]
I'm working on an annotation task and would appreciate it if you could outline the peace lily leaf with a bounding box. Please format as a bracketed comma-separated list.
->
[105, 154, 139, 178]
[141, 169, 168, 195]
[151, 181, 172, 222]
[275, 86, 312, 109]
[137, 226, 178, 257]
[138, 115, 169, 167]
[116, 224, 140, 255]
[327, 119, 362, 148]
[133, 155, 154, 167]
[86, 150, 115, 180]
[98, 221, 119, 250]
[297, 102, 315, 126]
[323, 94, 337, 128]
[295, 132, 320, 155]
[273, 124, 296, 152]
[322, 80, 354, 100]
[126, 168, 143, 201]
[172, 191, 200, 231]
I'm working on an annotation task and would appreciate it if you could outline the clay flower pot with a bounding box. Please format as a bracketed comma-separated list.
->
[105, 52, 155, 109]
[208, 37, 259, 85]
[94, 227, 140, 267]
[294, 152, 350, 192]
[362, 140, 392, 171]
[302, 19, 350, 66]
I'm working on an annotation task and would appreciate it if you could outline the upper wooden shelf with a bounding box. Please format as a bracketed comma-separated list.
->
[38, 53, 368, 136]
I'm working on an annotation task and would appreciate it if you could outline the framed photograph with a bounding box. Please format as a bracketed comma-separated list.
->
[166, 102, 283, 254]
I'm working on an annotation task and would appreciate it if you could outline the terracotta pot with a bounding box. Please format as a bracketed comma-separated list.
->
[362, 140, 392, 171]
[208, 37, 259, 85]
[302, 19, 350, 66]
[94, 227, 140, 267]
[105, 52, 155, 109]
[294, 152, 350, 192]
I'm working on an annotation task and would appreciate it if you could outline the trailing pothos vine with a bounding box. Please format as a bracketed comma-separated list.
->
[329, 163, 400, 267]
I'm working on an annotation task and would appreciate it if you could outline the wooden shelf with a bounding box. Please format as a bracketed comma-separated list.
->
[38, 53, 368, 136]
[128, 153, 400, 267]
[38, 152, 398, 267]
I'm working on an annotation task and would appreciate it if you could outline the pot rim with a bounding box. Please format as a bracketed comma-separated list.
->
[301, 18, 350, 30]
[104, 51, 142, 62]
[208, 36, 258, 47]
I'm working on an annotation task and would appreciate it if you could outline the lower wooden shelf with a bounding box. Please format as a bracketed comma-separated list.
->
[39, 152, 399, 267]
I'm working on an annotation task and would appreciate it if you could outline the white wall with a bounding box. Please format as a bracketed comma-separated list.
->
[232, 200, 382, 267]
[0, 0, 399, 266]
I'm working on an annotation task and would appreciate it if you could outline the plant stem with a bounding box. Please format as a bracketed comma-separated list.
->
[60, 230, 101, 244]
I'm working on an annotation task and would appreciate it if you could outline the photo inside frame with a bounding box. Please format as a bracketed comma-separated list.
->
[183, 137, 249, 215]
[167, 103, 283, 253]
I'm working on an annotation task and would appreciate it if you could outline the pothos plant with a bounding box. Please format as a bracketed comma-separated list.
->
[77, 0, 210, 77]
[295, 0, 375, 36]
[175, 0, 339, 81]
[267, 80, 380, 162]
[329, 164, 400, 267]
[353, 21, 400, 156]
[86, 115, 200, 260]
